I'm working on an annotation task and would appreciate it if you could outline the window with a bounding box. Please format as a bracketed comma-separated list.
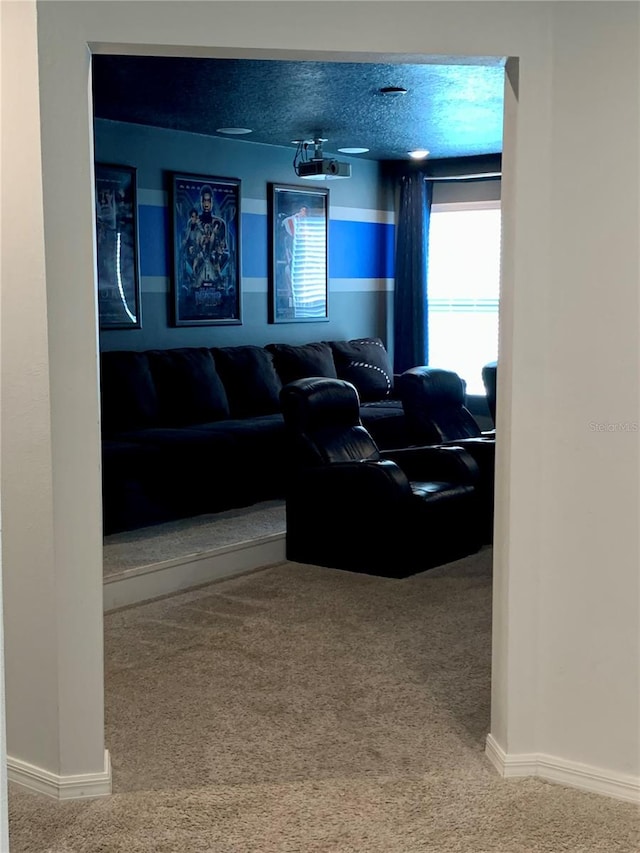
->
[427, 201, 501, 395]
[289, 212, 327, 318]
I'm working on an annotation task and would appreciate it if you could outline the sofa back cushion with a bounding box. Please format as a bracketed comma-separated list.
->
[100, 350, 160, 434]
[148, 347, 230, 426]
[213, 345, 283, 417]
[330, 337, 394, 402]
[266, 341, 338, 386]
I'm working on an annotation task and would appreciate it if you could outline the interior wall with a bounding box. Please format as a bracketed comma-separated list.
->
[95, 118, 395, 352]
[94, 117, 502, 358]
[2, 0, 638, 801]
[2, 0, 106, 785]
[537, 1, 639, 775]
[0, 561, 6, 850]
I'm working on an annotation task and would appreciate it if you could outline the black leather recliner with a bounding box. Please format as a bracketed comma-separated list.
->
[280, 377, 483, 577]
[396, 366, 496, 543]
[482, 361, 498, 428]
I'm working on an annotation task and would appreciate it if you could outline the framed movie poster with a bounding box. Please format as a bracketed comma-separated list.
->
[268, 183, 329, 324]
[95, 163, 141, 329]
[171, 172, 242, 326]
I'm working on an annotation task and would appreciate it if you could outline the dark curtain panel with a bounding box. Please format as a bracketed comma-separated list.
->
[393, 172, 433, 373]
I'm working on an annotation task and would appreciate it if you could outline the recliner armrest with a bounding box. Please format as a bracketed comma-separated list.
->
[294, 458, 413, 503]
[440, 436, 495, 471]
[380, 445, 480, 485]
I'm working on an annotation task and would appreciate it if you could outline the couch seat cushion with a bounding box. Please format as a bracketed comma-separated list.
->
[191, 414, 289, 501]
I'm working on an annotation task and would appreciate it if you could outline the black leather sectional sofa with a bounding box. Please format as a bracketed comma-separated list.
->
[100, 337, 413, 534]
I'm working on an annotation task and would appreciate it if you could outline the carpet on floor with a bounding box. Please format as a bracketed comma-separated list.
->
[9, 546, 639, 853]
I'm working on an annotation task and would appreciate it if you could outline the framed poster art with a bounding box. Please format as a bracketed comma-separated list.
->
[95, 163, 141, 329]
[268, 183, 329, 324]
[171, 172, 242, 326]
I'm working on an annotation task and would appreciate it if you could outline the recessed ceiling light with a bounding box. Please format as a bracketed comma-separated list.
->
[216, 127, 252, 135]
[408, 149, 430, 160]
[379, 86, 408, 97]
[338, 147, 370, 155]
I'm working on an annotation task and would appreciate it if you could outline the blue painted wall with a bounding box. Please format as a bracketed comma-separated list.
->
[94, 119, 396, 353]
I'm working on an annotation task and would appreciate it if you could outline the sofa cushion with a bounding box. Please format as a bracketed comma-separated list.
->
[213, 345, 283, 417]
[100, 350, 160, 434]
[192, 414, 289, 504]
[148, 347, 230, 426]
[266, 341, 338, 386]
[330, 337, 394, 402]
[111, 425, 243, 519]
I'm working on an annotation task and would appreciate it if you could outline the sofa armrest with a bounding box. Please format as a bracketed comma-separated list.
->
[380, 445, 480, 485]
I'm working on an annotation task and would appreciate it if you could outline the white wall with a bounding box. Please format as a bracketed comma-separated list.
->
[2, 0, 107, 795]
[0, 520, 8, 853]
[492, 9, 639, 793]
[2, 0, 61, 777]
[1, 0, 637, 809]
[538, 2, 639, 775]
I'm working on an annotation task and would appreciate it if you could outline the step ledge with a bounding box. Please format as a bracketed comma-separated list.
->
[103, 533, 286, 611]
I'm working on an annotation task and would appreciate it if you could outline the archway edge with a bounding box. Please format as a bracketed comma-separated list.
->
[4, 1, 637, 802]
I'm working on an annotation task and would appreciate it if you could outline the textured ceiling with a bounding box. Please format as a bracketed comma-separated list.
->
[92, 55, 506, 163]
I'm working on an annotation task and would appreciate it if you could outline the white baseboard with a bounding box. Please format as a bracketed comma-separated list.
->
[486, 733, 640, 804]
[8, 749, 111, 800]
[103, 532, 286, 611]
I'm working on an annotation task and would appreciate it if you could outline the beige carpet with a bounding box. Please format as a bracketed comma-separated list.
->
[8, 548, 639, 852]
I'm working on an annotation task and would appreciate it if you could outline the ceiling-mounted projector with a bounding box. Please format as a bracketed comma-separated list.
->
[297, 159, 351, 180]
[293, 137, 352, 181]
